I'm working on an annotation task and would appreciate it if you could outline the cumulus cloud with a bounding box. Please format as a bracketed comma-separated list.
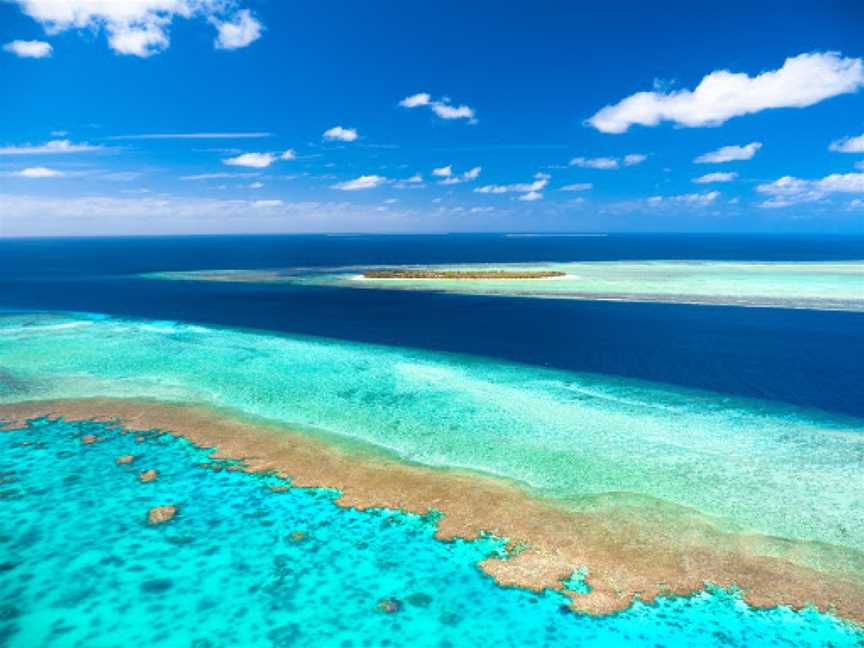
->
[694, 142, 761, 163]
[223, 152, 276, 168]
[0, 139, 103, 155]
[756, 172, 864, 207]
[569, 154, 646, 170]
[432, 165, 452, 177]
[10, 0, 263, 57]
[399, 92, 476, 122]
[829, 133, 864, 153]
[331, 175, 389, 191]
[280, 149, 296, 160]
[323, 126, 359, 142]
[588, 52, 864, 133]
[3, 39, 52, 58]
[212, 9, 261, 50]
[693, 172, 737, 183]
[559, 183, 593, 192]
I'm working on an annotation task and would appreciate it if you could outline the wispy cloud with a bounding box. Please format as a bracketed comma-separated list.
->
[694, 142, 761, 163]
[475, 172, 549, 200]
[646, 191, 720, 206]
[0, 139, 104, 155]
[110, 132, 272, 140]
[4, 167, 65, 178]
[439, 166, 482, 185]
[3, 39, 52, 58]
[588, 51, 864, 133]
[180, 172, 260, 181]
[693, 172, 737, 184]
[331, 175, 389, 191]
[570, 154, 646, 169]
[559, 183, 593, 192]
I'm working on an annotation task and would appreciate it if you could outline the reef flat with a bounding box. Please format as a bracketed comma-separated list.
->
[1, 312, 863, 626]
[362, 270, 567, 279]
[149, 260, 864, 311]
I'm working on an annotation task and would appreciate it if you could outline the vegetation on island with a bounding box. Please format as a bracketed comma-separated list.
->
[363, 269, 567, 280]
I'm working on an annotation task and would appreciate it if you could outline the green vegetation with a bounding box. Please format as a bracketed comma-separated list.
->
[362, 269, 567, 280]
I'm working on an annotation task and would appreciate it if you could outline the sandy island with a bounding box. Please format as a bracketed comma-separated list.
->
[2, 397, 862, 624]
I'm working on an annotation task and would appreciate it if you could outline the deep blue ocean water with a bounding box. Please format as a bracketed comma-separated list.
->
[0, 234, 862, 416]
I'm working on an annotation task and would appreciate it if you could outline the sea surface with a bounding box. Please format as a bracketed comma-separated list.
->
[1, 233, 863, 646]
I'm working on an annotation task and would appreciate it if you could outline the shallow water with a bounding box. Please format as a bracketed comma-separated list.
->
[155, 260, 864, 312]
[1, 417, 861, 648]
[1, 312, 863, 557]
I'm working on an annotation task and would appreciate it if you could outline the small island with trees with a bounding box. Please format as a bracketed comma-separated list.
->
[362, 269, 567, 280]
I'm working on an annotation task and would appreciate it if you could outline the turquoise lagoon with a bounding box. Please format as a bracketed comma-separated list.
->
[3, 416, 861, 647]
[1, 312, 863, 646]
[150, 261, 864, 311]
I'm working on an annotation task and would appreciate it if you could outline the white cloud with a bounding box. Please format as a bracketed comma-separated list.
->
[439, 167, 482, 185]
[180, 172, 259, 181]
[3, 39, 52, 58]
[393, 173, 424, 189]
[756, 172, 864, 207]
[399, 92, 476, 122]
[518, 191, 543, 202]
[399, 93, 431, 108]
[0, 139, 103, 155]
[223, 152, 276, 168]
[323, 126, 359, 142]
[249, 181, 264, 189]
[647, 191, 720, 206]
[10, 166, 65, 178]
[570, 156, 619, 169]
[432, 165, 452, 177]
[10, 1, 264, 57]
[559, 183, 593, 192]
[588, 52, 864, 133]
[252, 199, 282, 208]
[829, 133, 864, 153]
[431, 103, 475, 120]
[331, 175, 388, 191]
[694, 142, 761, 163]
[110, 132, 271, 140]
[693, 171, 738, 183]
[570, 154, 645, 170]
[280, 149, 296, 160]
[212, 9, 261, 50]
[475, 172, 549, 197]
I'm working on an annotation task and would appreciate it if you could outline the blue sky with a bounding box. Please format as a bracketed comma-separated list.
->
[1, 0, 863, 236]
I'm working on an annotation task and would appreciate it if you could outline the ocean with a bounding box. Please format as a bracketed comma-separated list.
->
[1, 233, 862, 647]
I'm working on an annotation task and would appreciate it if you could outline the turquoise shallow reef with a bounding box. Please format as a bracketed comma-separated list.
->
[2, 416, 862, 648]
[150, 260, 864, 311]
[1, 312, 863, 553]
